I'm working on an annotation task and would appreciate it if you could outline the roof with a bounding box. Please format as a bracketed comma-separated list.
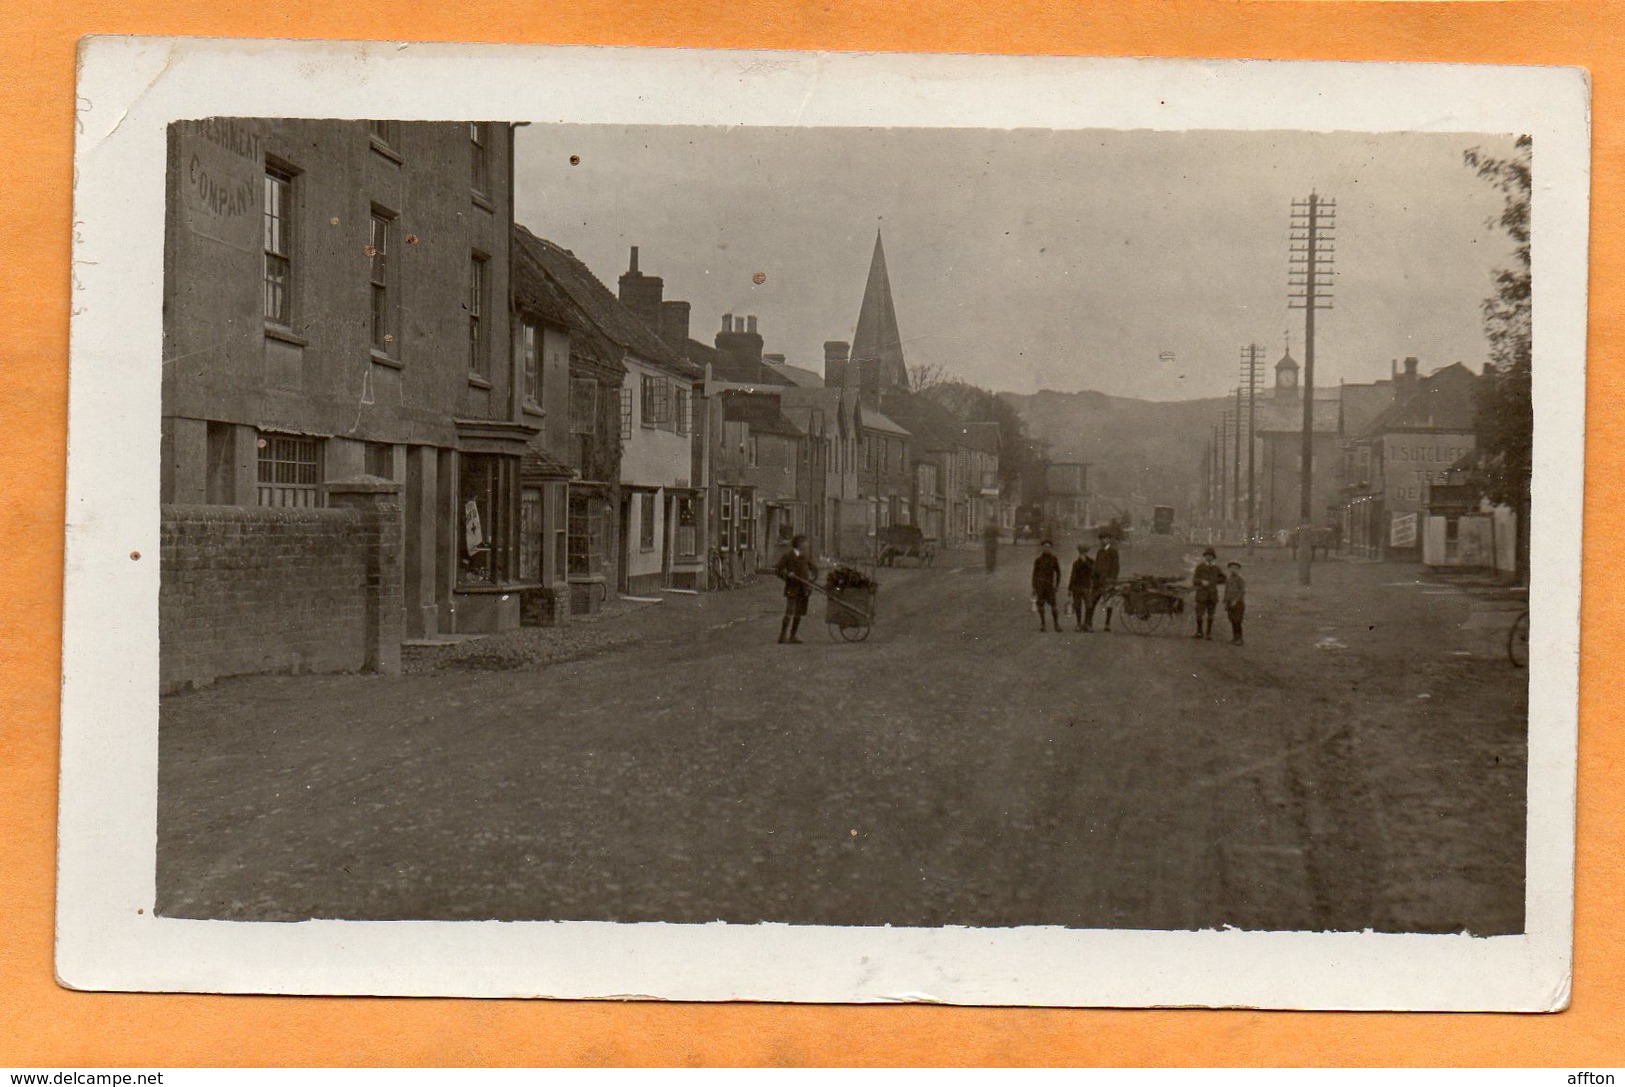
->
[721, 391, 805, 438]
[957, 420, 1001, 456]
[856, 399, 910, 437]
[512, 224, 701, 381]
[871, 391, 960, 452]
[521, 447, 573, 480]
[763, 360, 825, 387]
[1358, 362, 1479, 435]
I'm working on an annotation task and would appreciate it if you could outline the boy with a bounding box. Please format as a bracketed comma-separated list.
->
[1224, 560, 1247, 646]
[1067, 543, 1094, 632]
[773, 534, 819, 644]
[1191, 547, 1226, 640]
[1031, 540, 1062, 632]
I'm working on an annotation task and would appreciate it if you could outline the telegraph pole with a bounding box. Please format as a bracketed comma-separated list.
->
[1240, 344, 1264, 555]
[1232, 387, 1243, 525]
[1289, 191, 1336, 586]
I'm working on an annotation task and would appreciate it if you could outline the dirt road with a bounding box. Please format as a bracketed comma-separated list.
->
[158, 541, 1527, 933]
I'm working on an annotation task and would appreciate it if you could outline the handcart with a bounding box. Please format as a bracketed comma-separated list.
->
[790, 567, 879, 642]
[1109, 574, 1190, 636]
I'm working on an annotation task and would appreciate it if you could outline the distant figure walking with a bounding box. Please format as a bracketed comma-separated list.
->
[1224, 561, 1247, 646]
[983, 520, 1001, 573]
[774, 534, 819, 645]
[1067, 544, 1094, 632]
[1191, 547, 1226, 640]
[1031, 540, 1062, 632]
[1084, 531, 1120, 632]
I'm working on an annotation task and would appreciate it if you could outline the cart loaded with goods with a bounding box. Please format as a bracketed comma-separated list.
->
[820, 565, 880, 642]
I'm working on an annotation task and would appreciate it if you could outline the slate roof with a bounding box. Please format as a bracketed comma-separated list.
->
[871, 391, 961, 452]
[721, 391, 805, 439]
[512, 224, 701, 381]
[763, 360, 825, 388]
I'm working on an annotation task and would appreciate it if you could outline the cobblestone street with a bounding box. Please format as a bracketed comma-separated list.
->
[158, 542, 1527, 934]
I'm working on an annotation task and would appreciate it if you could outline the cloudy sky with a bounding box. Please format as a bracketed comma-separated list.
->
[514, 126, 1520, 401]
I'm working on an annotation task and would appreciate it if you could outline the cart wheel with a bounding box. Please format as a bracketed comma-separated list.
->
[1119, 608, 1159, 636]
[827, 623, 843, 642]
[1507, 610, 1529, 667]
[839, 623, 871, 642]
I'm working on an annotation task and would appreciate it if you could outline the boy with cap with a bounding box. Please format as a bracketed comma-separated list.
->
[1031, 540, 1062, 632]
[1224, 560, 1247, 646]
[1191, 547, 1226, 640]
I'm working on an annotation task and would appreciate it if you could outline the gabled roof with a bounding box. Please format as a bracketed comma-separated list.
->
[721, 391, 805, 439]
[1359, 362, 1479, 435]
[513, 224, 701, 381]
[957, 420, 1002, 456]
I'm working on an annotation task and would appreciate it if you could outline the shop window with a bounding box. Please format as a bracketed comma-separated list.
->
[256, 432, 322, 508]
[568, 492, 605, 578]
[458, 453, 516, 586]
[676, 495, 698, 557]
[553, 485, 568, 582]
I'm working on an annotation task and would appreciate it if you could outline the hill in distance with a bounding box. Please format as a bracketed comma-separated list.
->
[1001, 389, 1233, 512]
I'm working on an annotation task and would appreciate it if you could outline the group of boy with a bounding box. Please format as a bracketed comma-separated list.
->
[1191, 547, 1247, 646]
[1030, 539, 1248, 645]
[1029, 533, 1120, 633]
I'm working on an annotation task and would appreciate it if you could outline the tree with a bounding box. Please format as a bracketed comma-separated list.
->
[1464, 135, 1532, 579]
[920, 380, 1038, 490]
[906, 360, 949, 393]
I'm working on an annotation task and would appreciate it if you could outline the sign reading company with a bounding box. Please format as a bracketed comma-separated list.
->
[1381, 433, 1476, 512]
[176, 119, 262, 252]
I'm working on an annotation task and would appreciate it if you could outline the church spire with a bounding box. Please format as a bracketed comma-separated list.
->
[850, 229, 907, 393]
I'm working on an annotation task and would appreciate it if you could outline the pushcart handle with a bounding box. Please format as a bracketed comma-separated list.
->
[787, 572, 874, 621]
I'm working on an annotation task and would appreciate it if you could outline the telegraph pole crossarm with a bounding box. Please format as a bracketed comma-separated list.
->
[1287, 191, 1336, 586]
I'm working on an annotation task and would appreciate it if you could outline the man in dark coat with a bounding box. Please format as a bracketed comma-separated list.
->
[982, 519, 1001, 573]
[774, 534, 819, 644]
[1084, 531, 1120, 632]
[1191, 547, 1226, 640]
[1067, 544, 1094, 632]
[1031, 540, 1062, 632]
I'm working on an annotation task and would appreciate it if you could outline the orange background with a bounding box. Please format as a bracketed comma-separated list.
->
[2, 1, 1616, 1068]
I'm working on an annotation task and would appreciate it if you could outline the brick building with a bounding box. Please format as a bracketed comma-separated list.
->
[161, 119, 532, 680]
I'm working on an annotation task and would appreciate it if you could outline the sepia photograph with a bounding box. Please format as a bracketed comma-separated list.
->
[58, 40, 1587, 1007]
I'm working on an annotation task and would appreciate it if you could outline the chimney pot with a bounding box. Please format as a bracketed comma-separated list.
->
[747, 315, 758, 334]
[1403, 356, 1419, 374]
[722, 313, 733, 332]
[629, 246, 639, 272]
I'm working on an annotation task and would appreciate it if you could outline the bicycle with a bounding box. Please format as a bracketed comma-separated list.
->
[707, 548, 735, 591]
[1507, 609, 1529, 668]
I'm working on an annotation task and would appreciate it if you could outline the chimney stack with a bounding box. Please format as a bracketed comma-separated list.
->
[660, 300, 691, 350]
[617, 246, 664, 334]
[824, 340, 852, 389]
[716, 312, 766, 376]
[1398, 356, 1421, 398]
